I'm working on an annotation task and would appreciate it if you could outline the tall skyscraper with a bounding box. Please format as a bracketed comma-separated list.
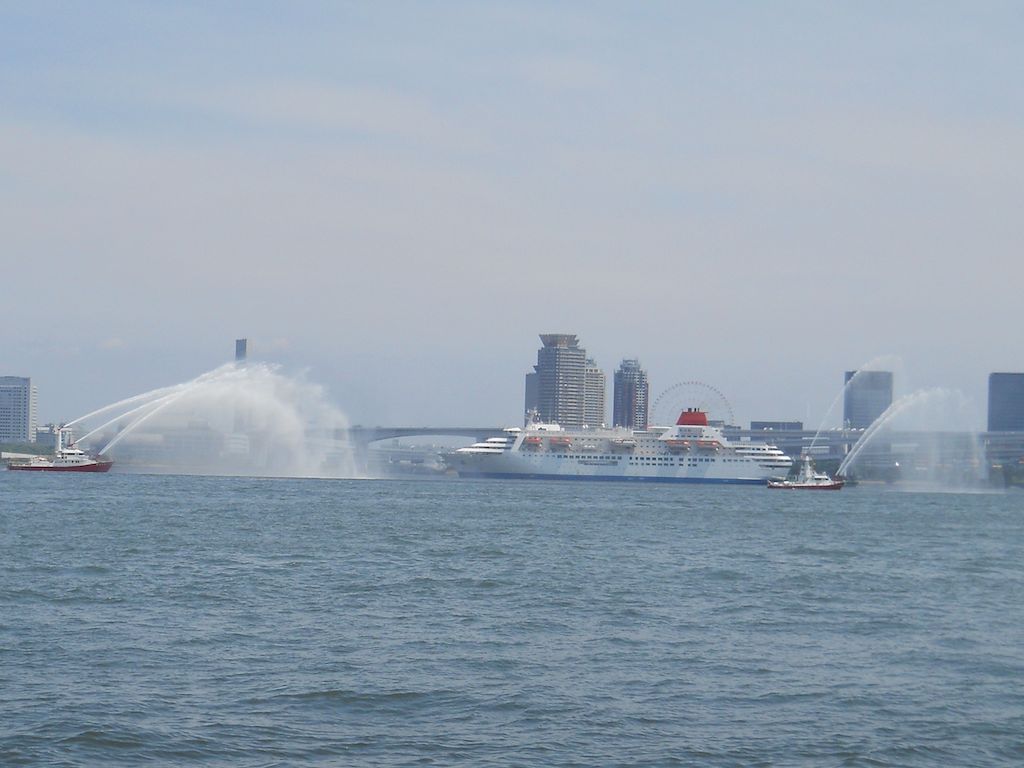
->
[613, 359, 649, 429]
[583, 358, 606, 427]
[528, 334, 587, 428]
[235, 338, 248, 362]
[843, 370, 893, 429]
[524, 371, 539, 422]
[988, 373, 1024, 431]
[0, 376, 38, 443]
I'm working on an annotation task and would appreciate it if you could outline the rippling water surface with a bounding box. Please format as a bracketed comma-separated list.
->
[2, 473, 1022, 766]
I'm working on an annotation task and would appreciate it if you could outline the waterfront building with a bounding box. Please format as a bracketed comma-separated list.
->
[988, 373, 1024, 431]
[528, 334, 588, 428]
[34, 423, 59, 451]
[612, 359, 649, 429]
[0, 376, 38, 443]
[584, 358, 606, 427]
[843, 370, 893, 429]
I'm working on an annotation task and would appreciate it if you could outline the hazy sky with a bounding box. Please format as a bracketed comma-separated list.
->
[2, 2, 1022, 428]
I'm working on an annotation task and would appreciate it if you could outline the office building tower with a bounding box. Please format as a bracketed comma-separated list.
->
[529, 334, 587, 428]
[524, 371, 539, 422]
[613, 359, 649, 429]
[235, 338, 248, 362]
[988, 373, 1024, 431]
[583, 358, 606, 427]
[843, 370, 893, 429]
[0, 376, 38, 443]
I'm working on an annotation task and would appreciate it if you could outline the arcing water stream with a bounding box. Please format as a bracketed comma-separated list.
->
[68, 362, 356, 477]
[836, 387, 984, 486]
[808, 355, 901, 453]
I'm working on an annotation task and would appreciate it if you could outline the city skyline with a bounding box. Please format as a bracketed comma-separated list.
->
[8, 338, 1015, 431]
[6, 338, 1020, 436]
[2, 4, 1023, 427]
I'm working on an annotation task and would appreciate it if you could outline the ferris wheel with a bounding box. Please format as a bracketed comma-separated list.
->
[650, 381, 736, 427]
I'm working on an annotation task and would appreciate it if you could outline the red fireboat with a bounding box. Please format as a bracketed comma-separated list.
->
[7, 427, 113, 473]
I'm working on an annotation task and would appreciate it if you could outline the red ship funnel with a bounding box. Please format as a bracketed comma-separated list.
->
[676, 409, 708, 426]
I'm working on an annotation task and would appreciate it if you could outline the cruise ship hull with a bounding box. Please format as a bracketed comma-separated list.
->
[455, 469, 767, 484]
[448, 453, 774, 484]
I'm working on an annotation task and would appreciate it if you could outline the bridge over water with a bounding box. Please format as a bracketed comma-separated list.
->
[342, 426, 504, 449]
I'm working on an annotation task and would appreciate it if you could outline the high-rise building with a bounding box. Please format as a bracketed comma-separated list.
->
[988, 373, 1024, 431]
[528, 334, 587, 428]
[0, 376, 38, 443]
[613, 359, 649, 429]
[583, 358, 606, 427]
[843, 370, 893, 429]
[524, 371, 539, 422]
[235, 338, 248, 362]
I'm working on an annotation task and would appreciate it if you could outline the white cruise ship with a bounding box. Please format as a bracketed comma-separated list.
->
[446, 409, 793, 484]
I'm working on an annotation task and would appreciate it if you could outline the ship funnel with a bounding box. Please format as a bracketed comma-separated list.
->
[676, 409, 709, 427]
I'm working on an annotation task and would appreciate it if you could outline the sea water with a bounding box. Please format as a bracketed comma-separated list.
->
[1, 474, 1022, 766]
